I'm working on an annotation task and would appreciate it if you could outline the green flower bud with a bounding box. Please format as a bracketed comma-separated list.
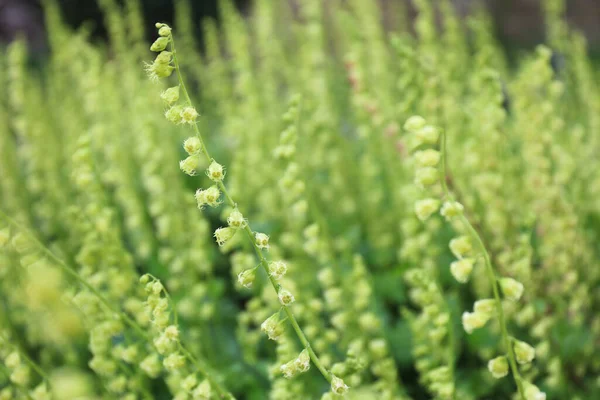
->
[140, 355, 161, 378]
[330, 375, 349, 396]
[523, 381, 546, 400]
[255, 232, 269, 249]
[293, 349, 310, 373]
[450, 258, 474, 283]
[150, 37, 169, 52]
[237, 268, 256, 288]
[449, 236, 472, 259]
[179, 155, 201, 176]
[214, 227, 235, 246]
[181, 374, 197, 392]
[165, 105, 184, 124]
[161, 86, 180, 105]
[499, 277, 524, 301]
[268, 261, 287, 280]
[415, 125, 440, 145]
[195, 186, 221, 209]
[474, 299, 496, 319]
[278, 289, 295, 306]
[163, 353, 185, 371]
[404, 115, 426, 132]
[440, 201, 464, 220]
[514, 339, 535, 364]
[206, 160, 225, 182]
[280, 360, 297, 379]
[415, 167, 438, 187]
[261, 312, 283, 340]
[414, 149, 441, 167]
[227, 209, 247, 229]
[462, 311, 489, 334]
[180, 106, 199, 124]
[158, 26, 172, 37]
[487, 356, 509, 379]
[155, 51, 172, 65]
[415, 198, 440, 221]
[183, 136, 201, 155]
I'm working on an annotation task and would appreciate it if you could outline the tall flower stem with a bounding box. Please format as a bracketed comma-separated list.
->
[438, 132, 525, 399]
[170, 35, 333, 384]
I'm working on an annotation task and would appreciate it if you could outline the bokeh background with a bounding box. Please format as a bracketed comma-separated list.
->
[2, 0, 600, 55]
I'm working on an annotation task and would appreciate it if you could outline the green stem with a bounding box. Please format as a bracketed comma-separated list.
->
[170, 34, 333, 385]
[439, 131, 525, 399]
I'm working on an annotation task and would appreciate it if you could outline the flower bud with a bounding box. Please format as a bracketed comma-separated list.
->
[237, 268, 256, 288]
[161, 86, 180, 105]
[404, 115, 426, 132]
[462, 311, 489, 334]
[450, 258, 474, 283]
[151, 281, 163, 295]
[474, 299, 496, 319]
[163, 353, 185, 371]
[268, 261, 287, 280]
[415, 125, 440, 145]
[195, 186, 221, 209]
[255, 232, 269, 249]
[414, 149, 441, 167]
[414, 198, 440, 221]
[183, 136, 201, 155]
[165, 105, 183, 124]
[415, 167, 438, 187]
[330, 375, 349, 396]
[514, 339, 535, 364]
[227, 209, 247, 229]
[294, 349, 310, 373]
[148, 61, 174, 79]
[523, 382, 546, 400]
[449, 236, 472, 259]
[179, 155, 201, 176]
[140, 354, 161, 378]
[278, 289, 295, 306]
[155, 51, 172, 65]
[150, 37, 169, 52]
[158, 26, 172, 37]
[499, 277, 524, 301]
[164, 325, 179, 341]
[214, 227, 235, 246]
[487, 356, 509, 378]
[261, 312, 283, 340]
[181, 374, 197, 392]
[440, 201, 464, 220]
[280, 361, 297, 379]
[206, 161, 225, 182]
[180, 107, 199, 124]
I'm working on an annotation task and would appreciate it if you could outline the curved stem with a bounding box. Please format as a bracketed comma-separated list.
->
[170, 35, 332, 384]
[439, 131, 525, 399]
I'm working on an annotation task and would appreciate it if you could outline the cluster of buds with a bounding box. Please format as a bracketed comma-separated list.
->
[140, 275, 186, 373]
[145, 23, 174, 82]
[279, 349, 310, 379]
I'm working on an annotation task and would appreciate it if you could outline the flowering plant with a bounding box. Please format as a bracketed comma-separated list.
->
[0, 0, 598, 399]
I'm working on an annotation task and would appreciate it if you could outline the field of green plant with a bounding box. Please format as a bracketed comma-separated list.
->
[1, 0, 599, 399]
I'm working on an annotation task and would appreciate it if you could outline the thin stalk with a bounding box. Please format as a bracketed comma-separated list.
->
[170, 35, 333, 384]
[439, 131, 525, 399]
